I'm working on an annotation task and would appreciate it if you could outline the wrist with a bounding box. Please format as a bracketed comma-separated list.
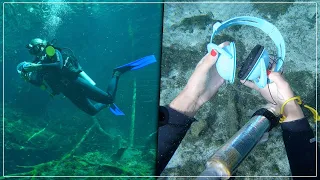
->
[37, 64, 43, 70]
[169, 89, 200, 117]
[282, 101, 305, 122]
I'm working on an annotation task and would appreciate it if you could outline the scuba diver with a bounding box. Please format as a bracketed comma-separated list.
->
[17, 38, 156, 116]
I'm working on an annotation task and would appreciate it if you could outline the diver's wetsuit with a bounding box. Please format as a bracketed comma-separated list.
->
[281, 118, 318, 177]
[61, 76, 118, 116]
[157, 106, 319, 178]
[157, 106, 196, 175]
[27, 51, 118, 116]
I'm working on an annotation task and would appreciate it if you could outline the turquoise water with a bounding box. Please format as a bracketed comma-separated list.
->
[3, 2, 162, 176]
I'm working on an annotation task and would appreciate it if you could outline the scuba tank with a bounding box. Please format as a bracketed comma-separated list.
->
[46, 39, 96, 86]
[79, 71, 96, 86]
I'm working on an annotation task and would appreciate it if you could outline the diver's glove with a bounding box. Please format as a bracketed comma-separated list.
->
[20, 72, 31, 81]
[17, 62, 31, 81]
[22, 63, 42, 72]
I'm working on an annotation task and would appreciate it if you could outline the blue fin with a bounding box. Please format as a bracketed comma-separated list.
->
[113, 55, 157, 74]
[109, 103, 125, 116]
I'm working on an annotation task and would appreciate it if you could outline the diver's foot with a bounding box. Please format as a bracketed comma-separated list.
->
[112, 70, 122, 78]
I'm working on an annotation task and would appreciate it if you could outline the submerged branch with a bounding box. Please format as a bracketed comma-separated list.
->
[92, 116, 115, 140]
[55, 122, 96, 167]
[6, 116, 119, 176]
[27, 127, 46, 142]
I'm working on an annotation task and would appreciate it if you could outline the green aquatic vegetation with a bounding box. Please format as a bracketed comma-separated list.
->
[3, 148, 152, 177]
[4, 113, 57, 151]
[4, 108, 154, 177]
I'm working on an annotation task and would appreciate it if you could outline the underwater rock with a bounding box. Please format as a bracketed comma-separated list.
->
[251, 0, 295, 19]
[110, 147, 128, 162]
[171, 12, 216, 33]
[190, 119, 208, 137]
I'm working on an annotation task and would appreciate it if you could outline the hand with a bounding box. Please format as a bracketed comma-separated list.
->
[20, 72, 31, 81]
[241, 72, 304, 122]
[169, 42, 229, 117]
[23, 63, 42, 72]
